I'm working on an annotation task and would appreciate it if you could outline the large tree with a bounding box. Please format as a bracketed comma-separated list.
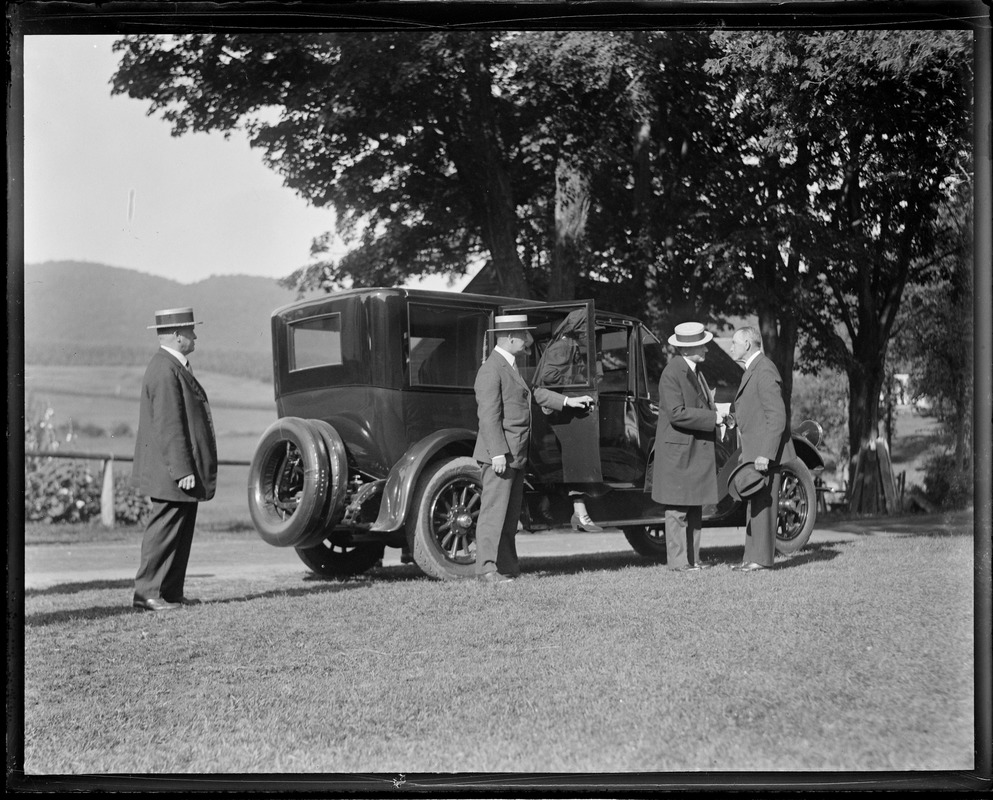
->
[110, 30, 726, 321]
[703, 29, 973, 461]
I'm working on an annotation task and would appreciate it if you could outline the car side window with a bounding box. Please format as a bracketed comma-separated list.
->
[641, 327, 666, 402]
[408, 304, 491, 388]
[289, 313, 343, 372]
[596, 325, 630, 394]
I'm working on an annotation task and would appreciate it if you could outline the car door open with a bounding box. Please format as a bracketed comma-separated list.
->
[502, 302, 603, 486]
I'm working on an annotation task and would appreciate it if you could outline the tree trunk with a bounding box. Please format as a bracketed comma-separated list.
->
[630, 117, 656, 321]
[549, 158, 590, 301]
[846, 349, 887, 486]
[447, 35, 530, 298]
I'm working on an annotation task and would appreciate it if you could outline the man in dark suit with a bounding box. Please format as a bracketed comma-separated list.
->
[729, 326, 797, 572]
[652, 322, 725, 571]
[131, 307, 217, 610]
[473, 314, 594, 583]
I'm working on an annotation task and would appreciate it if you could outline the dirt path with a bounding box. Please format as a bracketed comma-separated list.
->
[22, 524, 864, 591]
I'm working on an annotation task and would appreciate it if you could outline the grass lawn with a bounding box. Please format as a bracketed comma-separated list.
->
[19, 522, 976, 777]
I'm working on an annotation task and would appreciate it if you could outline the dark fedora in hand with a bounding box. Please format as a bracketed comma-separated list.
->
[727, 461, 769, 501]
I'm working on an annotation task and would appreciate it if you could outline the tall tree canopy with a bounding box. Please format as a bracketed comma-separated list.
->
[703, 29, 972, 461]
[110, 30, 724, 313]
[112, 28, 975, 476]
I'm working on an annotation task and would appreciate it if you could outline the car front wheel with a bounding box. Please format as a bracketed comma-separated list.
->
[407, 456, 481, 580]
[622, 525, 668, 563]
[776, 458, 816, 554]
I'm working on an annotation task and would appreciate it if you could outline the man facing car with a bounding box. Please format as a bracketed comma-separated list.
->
[473, 314, 594, 583]
[728, 326, 797, 571]
[652, 322, 725, 571]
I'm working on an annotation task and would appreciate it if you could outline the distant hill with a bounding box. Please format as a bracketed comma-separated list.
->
[22, 261, 315, 380]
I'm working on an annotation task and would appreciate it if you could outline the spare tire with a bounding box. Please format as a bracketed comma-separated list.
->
[248, 417, 330, 547]
[294, 419, 351, 550]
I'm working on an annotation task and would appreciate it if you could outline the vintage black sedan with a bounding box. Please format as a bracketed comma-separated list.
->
[247, 288, 824, 580]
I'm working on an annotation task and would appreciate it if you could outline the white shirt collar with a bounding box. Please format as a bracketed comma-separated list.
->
[743, 351, 762, 370]
[681, 355, 698, 372]
[160, 345, 189, 368]
[493, 345, 518, 368]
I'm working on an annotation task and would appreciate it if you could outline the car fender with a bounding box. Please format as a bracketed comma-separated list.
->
[791, 435, 825, 472]
[369, 428, 477, 533]
[716, 435, 824, 498]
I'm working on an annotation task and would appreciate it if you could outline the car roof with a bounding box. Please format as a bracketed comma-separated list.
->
[271, 286, 642, 324]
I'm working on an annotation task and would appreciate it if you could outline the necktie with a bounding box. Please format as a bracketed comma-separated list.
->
[186, 362, 195, 376]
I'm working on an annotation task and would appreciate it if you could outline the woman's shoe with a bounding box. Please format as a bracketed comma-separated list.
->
[570, 513, 604, 532]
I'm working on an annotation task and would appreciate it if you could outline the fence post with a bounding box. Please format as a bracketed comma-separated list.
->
[101, 457, 115, 528]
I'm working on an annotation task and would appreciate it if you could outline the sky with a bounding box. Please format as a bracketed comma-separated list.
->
[22, 34, 470, 290]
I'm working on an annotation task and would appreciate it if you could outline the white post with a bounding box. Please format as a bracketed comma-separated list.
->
[101, 458, 115, 528]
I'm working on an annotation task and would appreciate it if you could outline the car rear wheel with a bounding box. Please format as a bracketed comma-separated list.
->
[775, 458, 816, 554]
[622, 525, 668, 563]
[247, 417, 330, 548]
[295, 539, 385, 579]
[407, 456, 481, 580]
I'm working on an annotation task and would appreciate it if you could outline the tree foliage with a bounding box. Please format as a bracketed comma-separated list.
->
[703, 29, 972, 460]
[893, 182, 974, 471]
[111, 29, 975, 478]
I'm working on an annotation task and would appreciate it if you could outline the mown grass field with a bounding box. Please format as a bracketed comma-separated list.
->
[19, 519, 976, 777]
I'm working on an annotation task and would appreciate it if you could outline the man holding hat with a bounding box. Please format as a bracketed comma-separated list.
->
[728, 325, 796, 571]
[652, 321, 725, 571]
[473, 314, 595, 583]
[131, 307, 217, 610]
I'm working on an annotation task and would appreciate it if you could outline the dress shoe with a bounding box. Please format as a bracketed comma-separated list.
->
[670, 564, 701, 572]
[570, 513, 604, 532]
[732, 562, 769, 572]
[167, 596, 201, 606]
[133, 597, 182, 612]
[477, 572, 515, 584]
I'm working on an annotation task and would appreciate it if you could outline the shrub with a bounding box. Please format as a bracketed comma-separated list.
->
[921, 452, 972, 509]
[24, 400, 150, 525]
[24, 459, 151, 525]
[115, 473, 151, 525]
[25, 459, 101, 524]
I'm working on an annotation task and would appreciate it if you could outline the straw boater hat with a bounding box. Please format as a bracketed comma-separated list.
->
[727, 461, 770, 502]
[147, 307, 202, 330]
[488, 314, 537, 333]
[668, 321, 713, 348]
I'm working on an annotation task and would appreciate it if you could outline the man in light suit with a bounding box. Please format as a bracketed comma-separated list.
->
[728, 326, 796, 571]
[131, 307, 217, 610]
[473, 314, 594, 583]
[652, 322, 725, 571]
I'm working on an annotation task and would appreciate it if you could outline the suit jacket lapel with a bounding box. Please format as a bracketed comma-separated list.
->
[496, 351, 528, 391]
[163, 350, 208, 401]
[735, 355, 760, 400]
[681, 359, 711, 408]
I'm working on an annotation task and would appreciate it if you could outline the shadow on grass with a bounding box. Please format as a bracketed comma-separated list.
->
[24, 579, 364, 628]
[308, 540, 848, 584]
[26, 578, 135, 597]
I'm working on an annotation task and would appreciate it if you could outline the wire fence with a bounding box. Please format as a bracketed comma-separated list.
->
[25, 450, 250, 528]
